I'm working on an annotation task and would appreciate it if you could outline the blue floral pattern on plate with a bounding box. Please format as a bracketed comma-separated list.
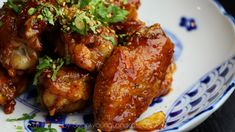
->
[164, 56, 235, 131]
[180, 17, 197, 31]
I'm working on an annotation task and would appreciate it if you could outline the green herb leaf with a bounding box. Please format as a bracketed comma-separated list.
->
[78, 0, 91, 9]
[107, 5, 129, 23]
[37, 56, 53, 71]
[73, 12, 88, 35]
[6, 113, 36, 122]
[28, 7, 36, 15]
[88, 0, 129, 23]
[71, 11, 100, 35]
[33, 56, 64, 85]
[6, 0, 20, 13]
[118, 33, 128, 45]
[37, 14, 44, 20]
[102, 36, 117, 45]
[122, 0, 128, 4]
[16, 126, 23, 130]
[33, 124, 57, 132]
[41, 7, 55, 25]
[33, 56, 53, 85]
[90, 24, 100, 34]
[49, 0, 129, 35]
[51, 58, 64, 81]
[75, 127, 86, 132]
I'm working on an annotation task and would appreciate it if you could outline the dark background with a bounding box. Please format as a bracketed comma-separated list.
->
[192, 0, 235, 132]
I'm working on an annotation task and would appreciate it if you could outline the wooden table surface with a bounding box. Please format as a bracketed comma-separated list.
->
[192, 0, 235, 132]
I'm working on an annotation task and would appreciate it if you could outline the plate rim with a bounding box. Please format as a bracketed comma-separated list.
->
[163, 0, 235, 131]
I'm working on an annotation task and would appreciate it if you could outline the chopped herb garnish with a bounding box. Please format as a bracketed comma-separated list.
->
[0, 21, 3, 28]
[75, 127, 86, 132]
[37, 14, 44, 20]
[78, 0, 91, 9]
[16, 126, 23, 130]
[69, 10, 100, 35]
[89, 0, 129, 24]
[118, 34, 128, 45]
[6, 113, 36, 122]
[51, 58, 64, 81]
[4, 0, 129, 35]
[90, 24, 100, 34]
[33, 56, 64, 85]
[102, 36, 117, 45]
[41, 7, 55, 25]
[6, 0, 20, 13]
[62, 0, 129, 35]
[28, 7, 36, 15]
[122, 0, 128, 5]
[33, 124, 57, 132]
[107, 6, 129, 23]
[72, 12, 88, 35]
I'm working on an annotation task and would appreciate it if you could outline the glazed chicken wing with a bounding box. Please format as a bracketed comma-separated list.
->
[55, 26, 117, 72]
[38, 66, 92, 116]
[0, 68, 16, 114]
[0, 67, 28, 114]
[93, 24, 174, 131]
[17, 0, 50, 52]
[0, 5, 38, 76]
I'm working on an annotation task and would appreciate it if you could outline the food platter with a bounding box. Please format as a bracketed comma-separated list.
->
[0, 0, 235, 131]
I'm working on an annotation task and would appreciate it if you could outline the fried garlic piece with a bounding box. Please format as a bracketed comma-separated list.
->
[133, 111, 166, 131]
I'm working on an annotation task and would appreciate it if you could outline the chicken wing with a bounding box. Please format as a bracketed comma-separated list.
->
[0, 5, 38, 76]
[0, 67, 28, 114]
[55, 26, 117, 72]
[17, 0, 49, 52]
[38, 66, 92, 116]
[93, 24, 174, 131]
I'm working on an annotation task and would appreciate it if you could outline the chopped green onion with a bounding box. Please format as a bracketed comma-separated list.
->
[16, 126, 23, 130]
[33, 56, 64, 85]
[102, 36, 117, 45]
[37, 14, 44, 20]
[65, 0, 129, 35]
[28, 7, 36, 15]
[78, 0, 91, 9]
[6, 0, 20, 13]
[122, 0, 128, 4]
[51, 58, 64, 81]
[6, 113, 36, 122]
[41, 7, 55, 25]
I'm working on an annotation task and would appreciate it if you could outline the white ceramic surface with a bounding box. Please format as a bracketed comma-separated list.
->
[0, 0, 234, 131]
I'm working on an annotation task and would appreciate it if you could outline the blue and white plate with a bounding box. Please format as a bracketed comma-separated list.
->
[0, 0, 235, 131]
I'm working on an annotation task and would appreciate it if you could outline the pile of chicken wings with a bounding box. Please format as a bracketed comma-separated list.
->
[0, 0, 174, 131]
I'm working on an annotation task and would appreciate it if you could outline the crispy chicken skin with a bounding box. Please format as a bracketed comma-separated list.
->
[55, 26, 117, 72]
[0, 68, 16, 114]
[93, 24, 174, 131]
[0, 6, 38, 76]
[17, 0, 50, 52]
[39, 66, 92, 116]
[0, 67, 28, 114]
